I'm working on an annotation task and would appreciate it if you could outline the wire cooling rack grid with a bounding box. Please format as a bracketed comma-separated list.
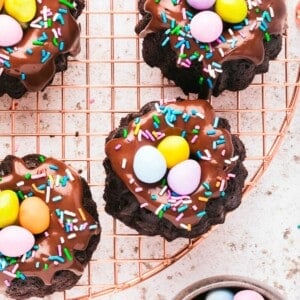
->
[0, 1, 299, 299]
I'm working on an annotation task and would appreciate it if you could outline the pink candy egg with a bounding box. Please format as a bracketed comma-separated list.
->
[0, 225, 35, 257]
[190, 11, 223, 43]
[187, 0, 216, 10]
[234, 289, 264, 300]
[167, 159, 201, 195]
[0, 15, 23, 47]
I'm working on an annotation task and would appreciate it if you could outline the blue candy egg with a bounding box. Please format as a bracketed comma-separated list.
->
[205, 288, 234, 300]
[133, 145, 167, 183]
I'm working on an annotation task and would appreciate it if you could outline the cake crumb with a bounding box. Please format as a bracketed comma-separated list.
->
[283, 228, 291, 240]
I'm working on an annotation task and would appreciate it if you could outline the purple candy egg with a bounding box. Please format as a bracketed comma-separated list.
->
[187, 0, 216, 10]
[190, 10, 223, 43]
[167, 159, 201, 196]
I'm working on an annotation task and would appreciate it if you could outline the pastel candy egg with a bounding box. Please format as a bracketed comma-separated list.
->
[215, 0, 248, 23]
[190, 11, 223, 43]
[0, 190, 19, 228]
[0, 15, 23, 47]
[133, 145, 167, 183]
[187, 0, 216, 10]
[0, 225, 34, 257]
[4, 0, 37, 23]
[167, 159, 201, 195]
[206, 288, 235, 300]
[234, 290, 264, 300]
[19, 196, 50, 234]
[157, 136, 190, 168]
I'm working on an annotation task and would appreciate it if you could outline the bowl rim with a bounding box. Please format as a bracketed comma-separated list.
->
[172, 275, 285, 300]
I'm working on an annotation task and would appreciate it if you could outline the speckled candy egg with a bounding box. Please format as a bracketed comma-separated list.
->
[187, 0, 216, 10]
[0, 190, 19, 228]
[205, 288, 235, 300]
[157, 136, 190, 168]
[19, 196, 50, 234]
[0, 15, 23, 47]
[4, 0, 37, 23]
[215, 0, 248, 23]
[0, 225, 35, 257]
[133, 145, 167, 183]
[190, 11, 223, 43]
[234, 290, 264, 300]
[167, 159, 201, 195]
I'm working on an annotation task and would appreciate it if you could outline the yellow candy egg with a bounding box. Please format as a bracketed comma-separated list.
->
[157, 135, 190, 168]
[215, 0, 248, 24]
[4, 0, 37, 23]
[19, 196, 50, 234]
[0, 0, 4, 10]
[0, 190, 19, 228]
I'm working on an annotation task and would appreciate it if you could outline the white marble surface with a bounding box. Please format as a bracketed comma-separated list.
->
[0, 1, 299, 300]
[103, 94, 300, 300]
[95, 1, 300, 298]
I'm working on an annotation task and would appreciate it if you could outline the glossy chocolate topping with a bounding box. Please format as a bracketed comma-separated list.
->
[0, 156, 100, 285]
[0, 1, 81, 92]
[140, 0, 286, 76]
[105, 100, 238, 230]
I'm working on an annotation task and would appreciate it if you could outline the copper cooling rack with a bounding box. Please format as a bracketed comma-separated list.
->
[0, 1, 299, 299]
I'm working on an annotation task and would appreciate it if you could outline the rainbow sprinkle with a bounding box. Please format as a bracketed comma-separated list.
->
[0, 156, 98, 286]
[154, 0, 275, 91]
[110, 100, 239, 231]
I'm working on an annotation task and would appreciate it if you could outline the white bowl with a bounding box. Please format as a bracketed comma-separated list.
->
[173, 275, 285, 300]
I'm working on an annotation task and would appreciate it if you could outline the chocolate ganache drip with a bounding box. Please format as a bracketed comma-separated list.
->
[105, 100, 240, 230]
[0, 156, 100, 286]
[0, 0, 81, 92]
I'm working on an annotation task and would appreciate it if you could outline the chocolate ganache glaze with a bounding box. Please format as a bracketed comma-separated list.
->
[0, 0, 81, 92]
[105, 100, 239, 231]
[0, 155, 100, 286]
[139, 0, 286, 89]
